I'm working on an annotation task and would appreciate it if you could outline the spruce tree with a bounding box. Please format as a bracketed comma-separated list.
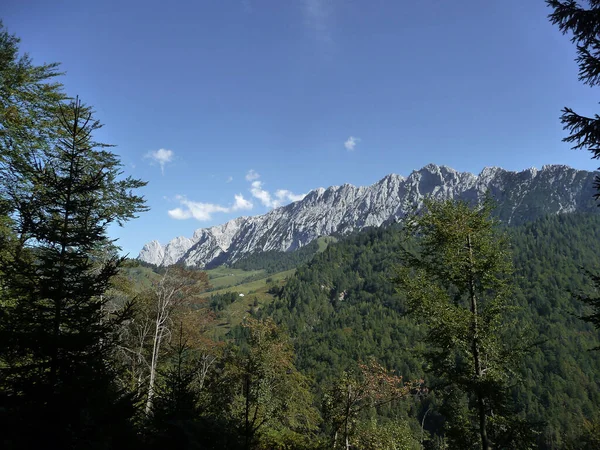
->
[0, 96, 147, 448]
[547, 1, 600, 343]
[546, 1, 600, 194]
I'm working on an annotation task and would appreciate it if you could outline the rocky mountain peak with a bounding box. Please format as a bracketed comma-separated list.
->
[139, 164, 598, 268]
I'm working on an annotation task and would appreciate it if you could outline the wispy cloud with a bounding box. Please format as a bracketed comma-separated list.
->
[302, 0, 334, 45]
[245, 169, 260, 181]
[233, 194, 253, 210]
[169, 170, 305, 221]
[226, 176, 233, 183]
[168, 193, 253, 221]
[250, 180, 306, 208]
[275, 189, 306, 203]
[344, 136, 360, 151]
[145, 148, 174, 174]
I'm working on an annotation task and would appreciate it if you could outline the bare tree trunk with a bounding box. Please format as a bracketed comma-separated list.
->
[345, 385, 351, 450]
[244, 372, 251, 450]
[145, 312, 163, 415]
[197, 353, 217, 390]
[467, 234, 490, 450]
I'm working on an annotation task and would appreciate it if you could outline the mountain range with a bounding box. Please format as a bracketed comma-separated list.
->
[138, 163, 598, 268]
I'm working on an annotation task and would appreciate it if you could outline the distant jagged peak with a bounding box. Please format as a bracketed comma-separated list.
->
[138, 163, 597, 267]
[478, 166, 506, 178]
[420, 162, 458, 173]
[541, 163, 577, 172]
[376, 173, 406, 184]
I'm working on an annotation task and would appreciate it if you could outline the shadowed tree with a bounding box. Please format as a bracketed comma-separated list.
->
[546, 1, 600, 196]
[0, 96, 147, 449]
[546, 0, 600, 343]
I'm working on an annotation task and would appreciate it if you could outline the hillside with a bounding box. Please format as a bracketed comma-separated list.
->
[260, 212, 600, 449]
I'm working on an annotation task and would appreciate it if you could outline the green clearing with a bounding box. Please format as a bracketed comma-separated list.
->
[203, 266, 266, 291]
[316, 235, 337, 253]
[120, 262, 296, 339]
[202, 268, 296, 339]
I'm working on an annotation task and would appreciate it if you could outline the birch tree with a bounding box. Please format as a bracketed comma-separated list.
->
[144, 266, 209, 415]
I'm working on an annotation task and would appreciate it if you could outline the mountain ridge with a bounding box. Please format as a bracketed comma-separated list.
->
[138, 164, 598, 267]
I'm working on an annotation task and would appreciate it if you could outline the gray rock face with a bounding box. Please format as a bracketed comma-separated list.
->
[138, 164, 598, 267]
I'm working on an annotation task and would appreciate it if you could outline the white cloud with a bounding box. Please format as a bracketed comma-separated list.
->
[233, 194, 253, 210]
[168, 193, 253, 221]
[250, 180, 274, 207]
[145, 148, 174, 174]
[344, 136, 360, 151]
[226, 176, 233, 183]
[245, 169, 260, 181]
[170, 171, 306, 221]
[250, 181, 306, 208]
[275, 189, 306, 203]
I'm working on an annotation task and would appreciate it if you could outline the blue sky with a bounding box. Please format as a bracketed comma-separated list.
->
[3, 0, 598, 256]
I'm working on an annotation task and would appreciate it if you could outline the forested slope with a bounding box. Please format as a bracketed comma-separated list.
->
[264, 213, 600, 448]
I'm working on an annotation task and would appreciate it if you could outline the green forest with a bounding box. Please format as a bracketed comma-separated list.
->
[3, 1, 600, 449]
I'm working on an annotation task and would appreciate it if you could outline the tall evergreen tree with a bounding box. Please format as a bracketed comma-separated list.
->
[0, 96, 147, 448]
[546, 1, 600, 344]
[0, 21, 65, 177]
[395, 199, 533, 450]
[546, 1, 600, 194]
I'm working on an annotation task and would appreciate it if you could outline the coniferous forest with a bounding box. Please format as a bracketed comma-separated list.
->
[3, 2, 600, 449]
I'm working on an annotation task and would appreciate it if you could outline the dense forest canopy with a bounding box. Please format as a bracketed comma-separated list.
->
[264, 212, 600, 448]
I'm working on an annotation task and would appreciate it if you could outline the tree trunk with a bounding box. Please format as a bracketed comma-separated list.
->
[50, 131, 77, 389]
[245, 372, 251, 450]
[145, 314, 163, 415]
[345, 385, 351, 450]
[467, 234, 490, 450]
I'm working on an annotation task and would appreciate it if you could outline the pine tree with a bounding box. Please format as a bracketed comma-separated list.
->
[547, 0, 600, 345]
[395, 199, 534, 450]
[546, 1, 600, 196]
[0, 97, 147, 449]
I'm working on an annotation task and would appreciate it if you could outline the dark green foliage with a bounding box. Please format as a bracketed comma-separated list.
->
[210, 291, 240, 312]
[395, 199, 530, 450]
[576, 270, 600, 347]
[145, 325, 204, 450]
[231, 239, 320, 273]
[546, 1, 600, 197]
[202, 318, 321, 450]
[265, 213, 600, 449]
[0, 97, 147, 448]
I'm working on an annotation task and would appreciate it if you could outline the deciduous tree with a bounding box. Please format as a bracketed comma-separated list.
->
[143, 266, 210, 415]
[323, 358, 415, 450]
[395, 199, 533, 450]
[218, 318, 320, 449]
